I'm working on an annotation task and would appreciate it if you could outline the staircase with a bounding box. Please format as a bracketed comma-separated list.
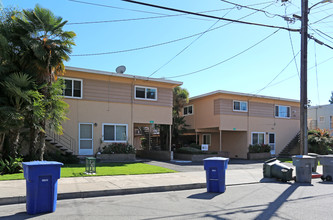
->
[45, 128, 77, 155]
[278, 131, 300, 158]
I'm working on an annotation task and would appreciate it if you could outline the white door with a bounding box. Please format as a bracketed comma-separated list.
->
[269, 133, 275, 155]
[79, 123, 93, 155]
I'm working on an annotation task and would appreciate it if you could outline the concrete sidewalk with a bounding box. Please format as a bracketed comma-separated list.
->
[0, 162, 323, 206]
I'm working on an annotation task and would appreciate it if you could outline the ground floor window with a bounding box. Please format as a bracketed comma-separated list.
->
[202, 134, 211, 145]
[103, 123, 128, 142]
[251, 132, 265, 145]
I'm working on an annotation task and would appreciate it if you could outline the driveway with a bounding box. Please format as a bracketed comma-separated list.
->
[144, 159, 268, 172]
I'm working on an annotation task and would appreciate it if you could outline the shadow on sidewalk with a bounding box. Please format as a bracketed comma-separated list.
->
[0, 211, 50, 219]
[187, 191, 220, 200]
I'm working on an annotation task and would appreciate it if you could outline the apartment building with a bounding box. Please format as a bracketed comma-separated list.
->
[308, 104, 333, 136]
[181, 90, 300, 159]
[58, 66, 182, 155]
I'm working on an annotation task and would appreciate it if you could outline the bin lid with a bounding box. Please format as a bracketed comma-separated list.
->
[204, 157, 229, 161]
[292, 155, 315, 159]
[22, 161, 64, 166]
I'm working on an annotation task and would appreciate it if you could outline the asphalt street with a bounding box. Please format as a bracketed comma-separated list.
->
[0, 178, 332, 220]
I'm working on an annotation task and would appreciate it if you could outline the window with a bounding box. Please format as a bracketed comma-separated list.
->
[103, 124, 128, 142]
[319, 116, 325, 122]
[275, 105, 290, 118]
[202, 134, 211, 145]
[183, 105, 193, 115]
[233, 101, 247, 112]
[62, 78, 82, 98]
[330, 116, 333, 130]
[252, 132, 265, 145]
[135, 86, 157, 101]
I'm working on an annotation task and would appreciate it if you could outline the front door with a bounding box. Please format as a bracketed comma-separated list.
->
[79, 123, 93, 155]
[268, 133, 275, 155]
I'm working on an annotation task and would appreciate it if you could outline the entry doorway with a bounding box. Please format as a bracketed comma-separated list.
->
[268, 133, 275, 155]
[79, 123, 93, 155]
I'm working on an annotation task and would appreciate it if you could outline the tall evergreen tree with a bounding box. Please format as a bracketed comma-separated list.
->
[329, 91, 333, 104]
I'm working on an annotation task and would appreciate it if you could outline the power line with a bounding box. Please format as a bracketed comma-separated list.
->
[122, 0, 300, 32]
[308, 34, 333, 50]
[309, 26, 333, 44]
[285, 7, 300, 79]
[70, 22, 236, 56]
[165, 29, 281, 79]
[220, 0, 288, 19]
[68, 0, 168, 15]
[314, 41, 320, 105]
[148, 8, 235, 78]
[148, 2, 275, 77]
[251, 50, 300, 95]
[310, 13, 333, 25]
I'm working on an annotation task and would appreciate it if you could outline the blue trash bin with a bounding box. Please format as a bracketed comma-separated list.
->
[22, 161, 63, 215]
[204, 157, 229, 193]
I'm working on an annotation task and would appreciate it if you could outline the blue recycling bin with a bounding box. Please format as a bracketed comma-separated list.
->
[22, 161, 63, 215]
[204, 157, 229, 193]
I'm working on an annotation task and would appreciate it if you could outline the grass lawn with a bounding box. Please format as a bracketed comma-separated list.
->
[0, 162, 177, 181]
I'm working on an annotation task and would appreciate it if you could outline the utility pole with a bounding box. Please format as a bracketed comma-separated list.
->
[300, 0, 308, 155]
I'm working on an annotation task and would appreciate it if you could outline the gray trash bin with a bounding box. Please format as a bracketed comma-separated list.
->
[292, 155, 316, 183]
[263, 158, 293, 182]
[318, 155, 333, 181]
[308, 153, 319, 172]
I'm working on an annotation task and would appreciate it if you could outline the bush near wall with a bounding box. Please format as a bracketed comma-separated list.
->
[101, 143, 136, 154]
[248, 144, 271, 153]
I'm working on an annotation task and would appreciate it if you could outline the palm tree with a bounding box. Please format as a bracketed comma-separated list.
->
[13, 5, 75, 160]
[0, 73, 42, 158]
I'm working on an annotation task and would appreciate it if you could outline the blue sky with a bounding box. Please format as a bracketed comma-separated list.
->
[2, 0, 333, 105]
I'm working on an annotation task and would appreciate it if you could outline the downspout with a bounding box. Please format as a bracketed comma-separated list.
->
[131, 77, 136, 146]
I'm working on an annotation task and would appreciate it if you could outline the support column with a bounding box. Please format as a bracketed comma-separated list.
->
[219, 130, 222, 152]
[169, 124, 172, 151]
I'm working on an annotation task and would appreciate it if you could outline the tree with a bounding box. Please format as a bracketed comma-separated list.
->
[172, 87, 189, 146]
[308, 129, 333, 155]
[12, 5, 75, 160]
[0, 6, 75, 160]
[0, 73, 42, 158]
[329, 91, 333, 104]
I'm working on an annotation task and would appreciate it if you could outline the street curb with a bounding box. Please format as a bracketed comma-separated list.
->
[0, 183, 205, 206]
[0, 181, 264, 206]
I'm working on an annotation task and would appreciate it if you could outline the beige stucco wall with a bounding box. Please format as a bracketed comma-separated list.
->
[183, 92, 300, 158]
[59, 69, 180, 155]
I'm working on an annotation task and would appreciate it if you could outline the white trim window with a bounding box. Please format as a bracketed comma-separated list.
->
[251, 132, 265, 145]
[135, 86, 157, 101]
[202, 134, 211, 146]
[183, 105, 193, 116]
[62, 77, 82, 99]
[102, 123, 128, 142]
[275, 105, 290, 118]
[319, 116, 325, 122]
[233, 100, 248, 112]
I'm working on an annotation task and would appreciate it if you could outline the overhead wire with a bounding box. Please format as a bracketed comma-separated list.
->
[309, 26, 333, 44]
[165, 29, 281, 79]
[71, 2, 275, 57]
[147, 7, 235, 78]
[314, 41, 320, 105]
[250, 50, 301, 95]
[285, 6, 300, 79]
[122, 0, 300, 32]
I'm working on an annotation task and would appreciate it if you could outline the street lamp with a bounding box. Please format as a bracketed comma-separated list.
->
[300, 0, 332, 155]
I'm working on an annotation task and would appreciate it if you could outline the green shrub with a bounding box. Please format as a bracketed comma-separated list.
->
[101, 143, 136, 154]
[189, 143, 201, 150]
[0, 156, 23, 175]
[176, 147, 217, 155]
[43, 152, 80, 164]
[308, 129, 333, 155]
[248, 144, 271, 153]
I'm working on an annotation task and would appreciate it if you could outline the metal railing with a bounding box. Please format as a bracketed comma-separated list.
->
[45, 128, 77, 155]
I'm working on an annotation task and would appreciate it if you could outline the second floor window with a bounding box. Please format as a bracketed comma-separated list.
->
[63, 78, 82, 98]
[233, 101, 247, 112]
[135, 86, 157, 101]
[275, 105, 290, 118]
[183, 105, 193, 115]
